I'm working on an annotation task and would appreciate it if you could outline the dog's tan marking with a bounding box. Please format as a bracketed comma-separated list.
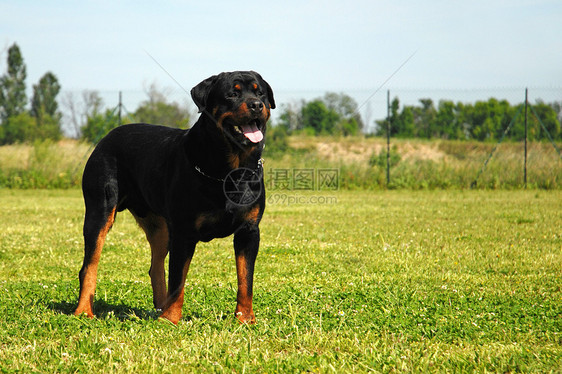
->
[74, 207, 116, 317]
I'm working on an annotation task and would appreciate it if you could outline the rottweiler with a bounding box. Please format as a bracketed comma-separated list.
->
[74, 71, 275, 324]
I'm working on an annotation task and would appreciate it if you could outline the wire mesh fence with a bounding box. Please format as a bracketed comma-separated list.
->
[61, 86, 561, 135]
[54, 85, 561, 189]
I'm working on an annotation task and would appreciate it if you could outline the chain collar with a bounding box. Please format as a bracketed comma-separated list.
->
[194, 158, 264, 182]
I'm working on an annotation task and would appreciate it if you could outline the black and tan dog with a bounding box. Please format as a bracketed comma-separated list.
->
[74, 71, 275, 324]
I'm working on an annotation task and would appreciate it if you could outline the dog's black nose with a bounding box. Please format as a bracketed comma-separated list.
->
[248, 100, 264, 113]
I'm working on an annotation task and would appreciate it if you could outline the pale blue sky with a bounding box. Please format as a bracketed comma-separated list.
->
[2, 0, 561, 129]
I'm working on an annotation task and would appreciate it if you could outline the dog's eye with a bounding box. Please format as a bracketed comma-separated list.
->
[228, 91, 241, 99]
[252, 83, 263, 96]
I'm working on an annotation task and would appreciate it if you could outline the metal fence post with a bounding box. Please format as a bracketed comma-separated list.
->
[523, 88, 528, 188]
[386, 90, 390, 186]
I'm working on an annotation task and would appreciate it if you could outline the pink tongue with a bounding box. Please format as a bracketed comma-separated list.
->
[241, 122, 263, 143]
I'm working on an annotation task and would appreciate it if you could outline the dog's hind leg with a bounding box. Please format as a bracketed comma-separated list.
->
[159, 231, 196, 324]
[134, 214, 169, 310]
[75, 182, 118, 318]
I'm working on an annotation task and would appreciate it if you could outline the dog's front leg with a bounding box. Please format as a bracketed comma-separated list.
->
[159, 234, 196, 325]
[233, 226, 260, 324]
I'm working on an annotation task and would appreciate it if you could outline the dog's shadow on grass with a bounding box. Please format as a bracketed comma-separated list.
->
[48, 301, 215, 324]
[49, 300, 160, 321]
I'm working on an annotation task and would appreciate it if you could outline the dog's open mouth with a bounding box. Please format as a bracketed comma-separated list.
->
[233, 119, 263, 143]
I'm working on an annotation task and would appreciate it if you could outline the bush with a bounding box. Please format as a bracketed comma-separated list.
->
[369, 145, 401, 168]
[81, 109, 121, 143]
[264, 125, 289, 158]
[0, 112, 36, 144]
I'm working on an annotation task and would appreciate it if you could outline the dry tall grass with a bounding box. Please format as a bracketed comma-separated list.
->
[0, 137, 560, 189]
[0, 140, 92, 188]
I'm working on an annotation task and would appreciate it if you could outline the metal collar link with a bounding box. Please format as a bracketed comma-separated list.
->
[194, 158, 264, 182]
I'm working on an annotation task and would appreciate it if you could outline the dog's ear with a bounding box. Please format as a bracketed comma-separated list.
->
[191, 74, 218, 113]
[251, 71, 275, 110]
[264, 79, 276, 110]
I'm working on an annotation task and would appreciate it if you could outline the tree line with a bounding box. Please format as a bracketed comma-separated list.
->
[277, 94, 561, 141]
[276, 92, 365, 136]
[70, 83, 191, 143]
[0, 44, 63, 144]
[1, 42, 561, 144]
[0, 43, 191, 145]
[374, 97, 561, 141]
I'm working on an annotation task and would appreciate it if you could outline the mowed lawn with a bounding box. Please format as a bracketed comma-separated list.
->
[0, 189, 560, 373]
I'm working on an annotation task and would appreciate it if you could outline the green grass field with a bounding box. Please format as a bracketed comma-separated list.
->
[0, 189, 561, 372]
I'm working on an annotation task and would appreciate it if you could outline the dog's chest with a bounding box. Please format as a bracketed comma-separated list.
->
[194, 206, 259, 241]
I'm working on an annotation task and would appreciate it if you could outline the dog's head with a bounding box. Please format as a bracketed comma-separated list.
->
[191, 71, 275, 147]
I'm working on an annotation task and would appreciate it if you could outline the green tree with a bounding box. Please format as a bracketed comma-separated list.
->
[467, 99, 512, 141]
[263, 124, 289, 157]
[375, 98, 397, 137]
[468, 101, 492, 141]
[134, 84, 190, 128]
[335, 116, 361, 136]
[0, 43, 29, 144]
[454, 102, 472, 140]
[374, 98, 415, 138]
[0, 43, 27, 124]
[0, 112, 36, 144]
[371, 96, 561, 141]
[80, 91, 137, 143]
[323, 92, 364, 134]
[301, 99, 338, 135]
[397, 106, 415, 137]
[529, 101, 561, 141]
[277, 94, 364, 136]
[30, 72, 62, 141]
[392, 98, 416, 138]
[276, 101, 304, 134]
[435, 100, 462, 139]
[414, 99, 437, 139]
[81, 108, 121, 143]
[276, 101, 303, 132]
